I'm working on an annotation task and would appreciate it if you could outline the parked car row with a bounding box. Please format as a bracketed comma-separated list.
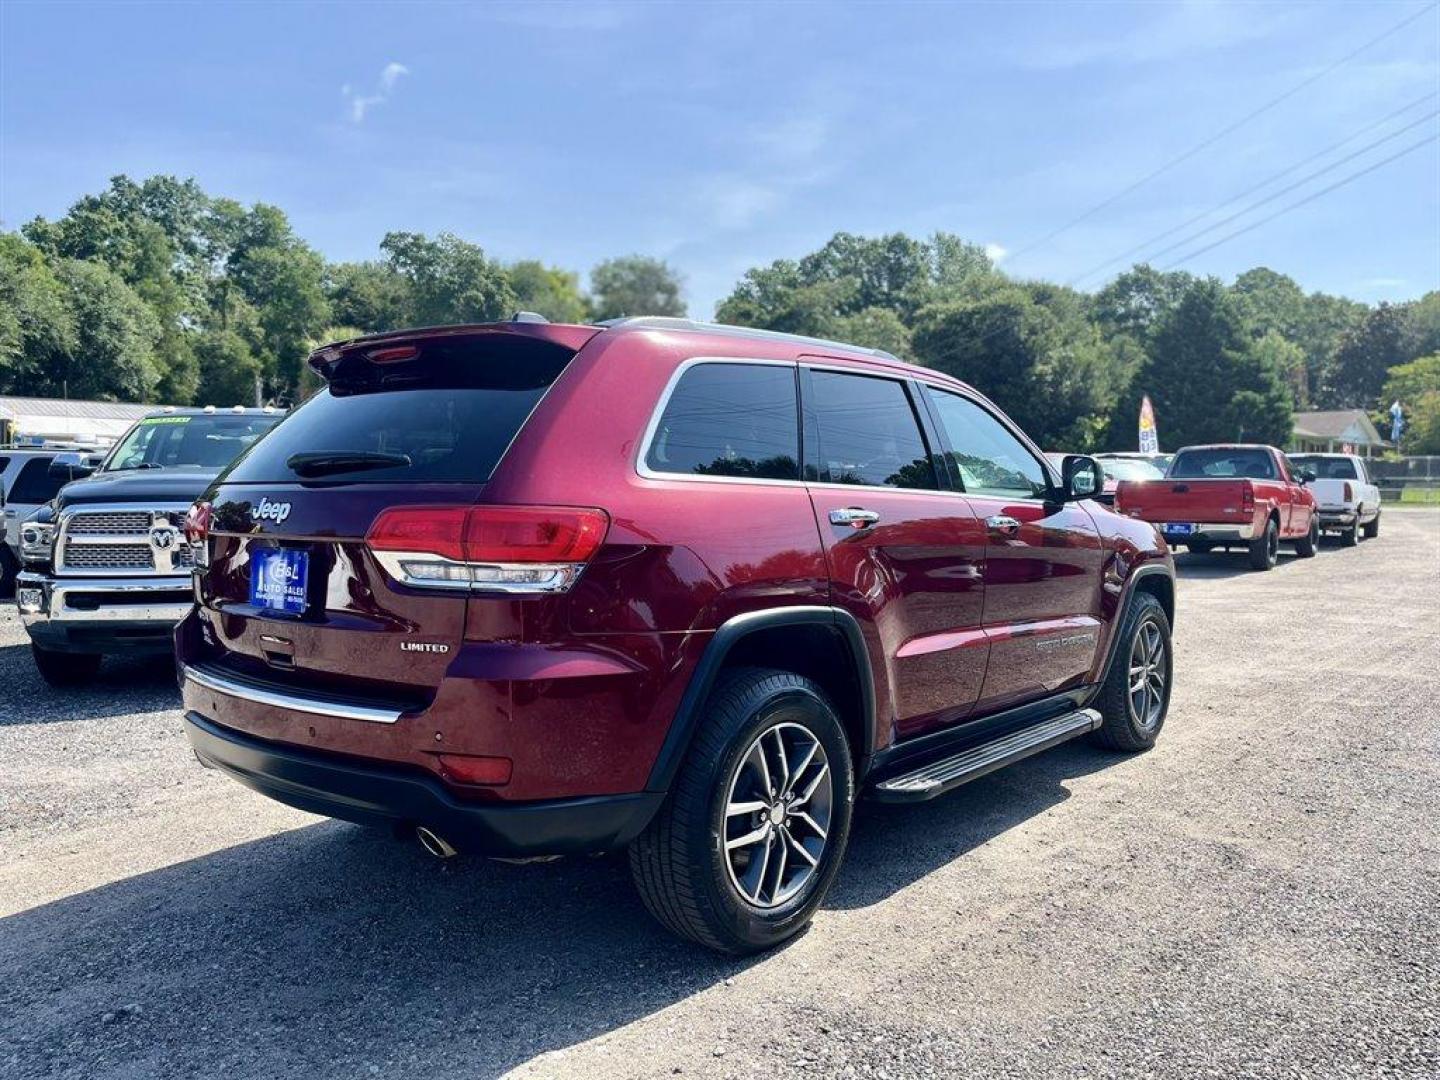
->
[1101, 444, 1381, 570]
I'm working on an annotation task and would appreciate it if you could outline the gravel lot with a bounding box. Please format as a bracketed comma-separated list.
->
[2, 511, 1437, 1079]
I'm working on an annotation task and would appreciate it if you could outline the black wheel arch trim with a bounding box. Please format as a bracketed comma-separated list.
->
[645, 605, 877, 793]
[1088, 563, 1174, 703]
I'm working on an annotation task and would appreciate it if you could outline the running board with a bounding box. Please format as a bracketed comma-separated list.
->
[870, 708, 1102, 803]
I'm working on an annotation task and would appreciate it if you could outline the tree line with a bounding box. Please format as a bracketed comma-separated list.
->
[2, 174, 1438, 453]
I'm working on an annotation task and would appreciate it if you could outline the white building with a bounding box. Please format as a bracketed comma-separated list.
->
[0, 396, 162, 448]
[1290, 409, 1390, 458]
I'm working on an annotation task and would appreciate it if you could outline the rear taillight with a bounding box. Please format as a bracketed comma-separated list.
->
[1343, 481, 1353, 502]
[365, 505, 609, 594]
[184, 501, 212, 568]
[1241, 483, 1255, 515]
[183, 501, 212, 543]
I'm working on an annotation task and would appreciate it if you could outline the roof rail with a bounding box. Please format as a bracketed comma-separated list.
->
[595, 316, 902, 363]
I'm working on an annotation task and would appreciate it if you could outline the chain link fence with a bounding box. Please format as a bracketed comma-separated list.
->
[1369, 457, 1440, 504]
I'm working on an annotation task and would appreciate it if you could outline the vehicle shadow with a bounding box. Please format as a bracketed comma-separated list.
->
[0, 644, 178, 725]
[0, 738, 1133, 1079]
[833, 738, 1124, 909]
[1171, 550, 1302, 580]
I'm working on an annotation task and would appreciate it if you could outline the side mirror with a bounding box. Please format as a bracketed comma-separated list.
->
[1062, 455, 1103, 500]
[1300, 468, 1317, 484]
[48, 452, 98, 481]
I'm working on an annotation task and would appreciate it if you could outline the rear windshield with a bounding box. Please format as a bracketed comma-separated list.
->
[222, 336, 575, 484]
[1168, 448, 1275, 480]
[1100, 458, 1164, 481]
[1290, 455, 1357, 480]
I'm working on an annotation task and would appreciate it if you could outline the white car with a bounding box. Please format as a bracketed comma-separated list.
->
[1288, 453, 1381, 546]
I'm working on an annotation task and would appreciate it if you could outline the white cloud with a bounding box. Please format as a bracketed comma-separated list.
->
[343, 61, 410, 123]
[984, 242, 1008, 263]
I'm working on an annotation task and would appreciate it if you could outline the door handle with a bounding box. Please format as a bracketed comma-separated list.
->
[829, 507, 880, 529]
[986, 514, 1022, 535]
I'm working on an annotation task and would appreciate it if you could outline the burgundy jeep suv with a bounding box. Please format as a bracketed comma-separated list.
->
[177, 316, 1175, 953]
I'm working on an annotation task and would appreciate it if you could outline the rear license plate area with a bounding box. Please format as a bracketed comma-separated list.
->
[1164, 523, 1195, 536]
[250, 548, 310, 616]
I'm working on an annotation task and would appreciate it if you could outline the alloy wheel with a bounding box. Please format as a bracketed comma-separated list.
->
[722, 721, 833, 909]
[1127, 620, 1166, 730]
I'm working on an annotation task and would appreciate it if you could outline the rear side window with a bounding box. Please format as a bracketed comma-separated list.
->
[807, 371, 936, 489]
[1170, 448, 1275, 480]
[1291, 455, 1358, 480]
[645, 362, 799, 480]
[926, 390, 1048, 499]
[225, 336, 575, 484]
[8, 458, 62, 503]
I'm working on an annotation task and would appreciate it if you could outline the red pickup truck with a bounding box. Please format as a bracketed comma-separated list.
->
[1114, 444, 1319, 571]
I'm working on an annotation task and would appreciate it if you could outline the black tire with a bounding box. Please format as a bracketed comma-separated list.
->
[0, 547, 18, 598]
[1362, 511, 1380, 539]
[31, 644, 103, 688]
[1091, 592, 1172, 752]
[1294, 516, 1318, 558]
[1248, 517, 1279, 570]
[1186, 539, 1213, 555]
[629, 667, 854, 954]
[1341, 515, 1359, 547]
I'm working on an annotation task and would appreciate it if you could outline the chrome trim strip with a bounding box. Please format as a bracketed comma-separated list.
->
[633, 356, 1062, 497]
[635, 357, 801, 485]
[16, 571, 193, 625]
[183, 664, 404, 725]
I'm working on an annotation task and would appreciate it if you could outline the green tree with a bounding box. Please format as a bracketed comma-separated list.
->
[0, 234, 74, 394]
[913, 286, 1121, 450]
[1092, 265, 1196, 343]
[832, 306, 914, 360]
[380, 231, 514, 326]
[194, 328, 262, 408]
[507, 260, 590, 323]
[1381, 354, 1440, 454]
[1116, 278, 1292, 449]
[327, 261, 411, 333]
[716, 259, 855, 337]
[1253, 330, 1307, 408]
[1324, 302, 1407, 409]
[1400, 291, 1440, 362]
[590, 254, 686, 320]
[715, 231, 998, 338]
[51, 259, 162, 400]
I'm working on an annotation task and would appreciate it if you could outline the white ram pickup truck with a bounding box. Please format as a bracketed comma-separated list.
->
[1287, 453, 1381, 546]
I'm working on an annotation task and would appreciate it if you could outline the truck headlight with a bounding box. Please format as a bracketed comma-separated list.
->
[19, 522, 54, 562]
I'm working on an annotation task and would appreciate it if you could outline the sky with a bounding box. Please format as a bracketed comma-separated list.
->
[1, 0, 1437, 318]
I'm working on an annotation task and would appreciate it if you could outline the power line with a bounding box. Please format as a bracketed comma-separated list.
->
[1067, 91, 1439, 286]
[1004, 1, 1439, 265]
[1161, 133, 1438, 270]
[1126, 108, 1440, 270]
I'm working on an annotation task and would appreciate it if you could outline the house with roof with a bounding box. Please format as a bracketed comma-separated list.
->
[1289, 409, 1390, 457]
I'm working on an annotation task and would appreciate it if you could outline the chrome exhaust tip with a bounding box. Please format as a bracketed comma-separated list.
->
[415, 825, 458, 860]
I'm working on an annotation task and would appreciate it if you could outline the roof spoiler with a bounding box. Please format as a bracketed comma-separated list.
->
[307, 320, 602, 380]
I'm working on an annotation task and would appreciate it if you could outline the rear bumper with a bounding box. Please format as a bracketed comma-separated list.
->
[1318, 509, 1358, 527]
[17, 571, 192, 654]
[184, 710, 665, 856]
[1160, 522, 1256, 544]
